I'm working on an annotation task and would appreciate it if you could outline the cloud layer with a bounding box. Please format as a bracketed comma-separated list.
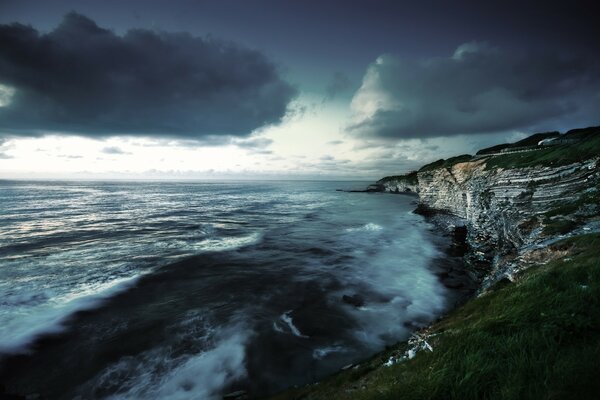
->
[0, 13, 296, 139]
[348, 43, 600, 139]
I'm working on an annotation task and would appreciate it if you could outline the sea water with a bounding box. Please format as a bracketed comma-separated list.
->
[0, 180, 451, 399]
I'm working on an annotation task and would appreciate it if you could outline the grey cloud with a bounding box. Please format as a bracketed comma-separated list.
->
[348, 43, 600, 139]
[234, 137, 273, 149]
[251, 149, 273, 155]
[0, 13, 296, 139]
[0, 138, 12, 158]
[327, 140, 343, 145]
[320, 155, 335, 161]
[102, 146, 131, 155]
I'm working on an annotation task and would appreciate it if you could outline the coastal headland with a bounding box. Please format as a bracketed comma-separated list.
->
[269, 126, 600, 400]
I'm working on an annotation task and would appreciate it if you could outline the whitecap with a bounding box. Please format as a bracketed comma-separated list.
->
[272, 321, 285, 333]
[345, 223, 383, 233]
[0, 274, 143, 356]
[192, 231, 262, 253]
[280, 311, 309, 338]
[94, 328, 249, 400]
[312, 345, 346, 360]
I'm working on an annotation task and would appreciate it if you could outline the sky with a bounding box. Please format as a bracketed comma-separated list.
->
[0, 0, 598, 180]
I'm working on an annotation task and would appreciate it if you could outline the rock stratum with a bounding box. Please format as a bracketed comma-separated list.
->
[270, 126, 600, 400]
[377, 126, 600, 290]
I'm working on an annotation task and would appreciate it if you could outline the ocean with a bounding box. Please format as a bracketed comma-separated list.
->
[0, 180, 459, 399]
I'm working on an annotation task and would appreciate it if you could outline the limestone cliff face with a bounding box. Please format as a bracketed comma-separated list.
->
[377, 174, 419, 194]
[414, 157, 600, 287]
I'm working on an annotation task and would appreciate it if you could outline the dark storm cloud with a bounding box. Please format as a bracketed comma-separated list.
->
[0, 12, 296, 139]
[348, 43, 600, 139]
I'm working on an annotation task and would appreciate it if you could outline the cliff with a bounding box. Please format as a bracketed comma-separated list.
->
[269, 126, 600, 400]
[376, 171, 419, 193]
[271, 233, 600, 400]
[382, 126, 600, 289]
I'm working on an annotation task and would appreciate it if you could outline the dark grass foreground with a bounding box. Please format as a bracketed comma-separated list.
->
[269, 233, 600, 400]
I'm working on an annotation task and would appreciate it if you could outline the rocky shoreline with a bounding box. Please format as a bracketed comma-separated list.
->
[374, 153, 600, 293]
[269, 128, 600, 399]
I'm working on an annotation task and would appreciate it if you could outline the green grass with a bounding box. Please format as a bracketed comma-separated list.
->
[484, 132, 600, 170]
[268, 234, 600, 400]
[542, 218, 581, 236]
[419, 154, 473, 172]
[377, 171, 418, 185]
[541, 184, 600, 235]
[477, 132, 560, 155]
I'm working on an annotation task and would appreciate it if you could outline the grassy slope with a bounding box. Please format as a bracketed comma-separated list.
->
[476, 132, 560, 155]
[541, 183, 600, 235]
[378, 127, 599, 178]
[269, 234, 600, 400]
[484, 130, 600, 170]
[418, 154, 473, 172]
[377, 171, 418, 185]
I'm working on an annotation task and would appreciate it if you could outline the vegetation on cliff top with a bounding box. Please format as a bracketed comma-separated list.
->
[484, 127, 600, 170]
[269, 233, 600, 400]
[476, 131, 560, 155]
[377, 126, 599, 181]
[418, 154, 473, 172]
[377, 171, 418, 185]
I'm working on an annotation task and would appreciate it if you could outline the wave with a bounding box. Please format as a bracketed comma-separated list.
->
[279, 311, 309, 338]
[0, 231, 261, 357]
[0, 274, 143, 356]
[191, 231, 262, 253]
[336, 222, 447, 349]
[312, 345, 346, 360]
[90, 325, 249, 400]
[344, 223, 383, 233]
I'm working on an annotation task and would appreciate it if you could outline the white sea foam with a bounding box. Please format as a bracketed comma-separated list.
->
[337, 213, 447, 350]
[272, 321, 285, 333]
[345, 223, 383, 233]
[312, 345, 346, 360]
[193, 231, 262, 252]
[97, 328, 249, 400]
[0, 274, 143, 355]
[280, 311, 309, 338]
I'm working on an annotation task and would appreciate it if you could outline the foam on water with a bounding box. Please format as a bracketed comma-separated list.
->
[0, 274, 143, 355]
[344, 222, 383, 232]
[105, 332, 248, 400]
[0, 180, 267, 356]
[192, 231, 262, 253]
[86, 314, 250, 400]
[0, 181, 455, 398]
[333, 215, 446, 349]
[280, 311, 309, 338]
[312, 345, 346, 360]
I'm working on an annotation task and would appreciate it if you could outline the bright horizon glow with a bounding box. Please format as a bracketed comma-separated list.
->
[0, 93, 401, 180]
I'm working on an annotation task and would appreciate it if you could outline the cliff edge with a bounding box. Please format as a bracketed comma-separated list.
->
[381, 126, 600, 290]
[269, 126, 600, 400]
